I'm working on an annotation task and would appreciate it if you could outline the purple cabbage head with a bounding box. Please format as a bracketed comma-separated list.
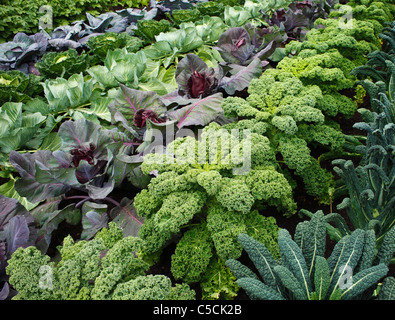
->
[214, 25, 282, 66]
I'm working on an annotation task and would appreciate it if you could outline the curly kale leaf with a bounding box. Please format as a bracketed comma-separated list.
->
[206, 205, 247, 261]
[171, 223, 214, 283]
[137, 191, 206, 254]
[207, 205, 281, 261]
[278, 136, 311, 172]
[277, 49, 356, 92]
[200, 257, 239, 300]
[112, 274, 195, 300]
[6, 246, 56, 300]
[244, 168, 297, 217]
[6, 223, 151, 300]
[285, 18, 379, 64]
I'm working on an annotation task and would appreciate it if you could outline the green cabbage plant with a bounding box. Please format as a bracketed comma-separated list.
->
[86, 32, 143, 65]
[0, 70, 42, 104]
[36, 48, 90, 79]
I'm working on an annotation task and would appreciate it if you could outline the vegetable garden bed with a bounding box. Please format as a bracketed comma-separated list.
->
[0, 0, 394, 302]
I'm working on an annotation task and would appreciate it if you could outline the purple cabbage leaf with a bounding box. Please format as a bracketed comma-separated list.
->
[108, 84, 169, 140]
[80, 201, 109, 240]
[214, 25, 282, 67]
[159, 53, 263, 128]
[0, 32, 48, 74]
[109, 197, 145, 237]
[173, 53, 263, 98]
[10, 118, 140, 203]
[0, 194, 37, 300]
[266, 0, 337, 42]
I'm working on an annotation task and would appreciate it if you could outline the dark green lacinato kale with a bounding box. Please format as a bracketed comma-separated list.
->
[226, 211, 394, 300]
[6, 222, 195, 300]
[133, 123, 289, 299]
[35, 49, 90, 79]
[327, 92, 395, 246]
[221, 69, 345, 203]
[377, 277, 395, 300]
[351, 21, 395, 106]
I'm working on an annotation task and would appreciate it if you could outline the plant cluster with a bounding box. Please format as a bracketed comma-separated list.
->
[133, 123, 287, 299]
[320, 21, 395, 249]
[6, 222, 195, 300]
[227, 211, 395, 300]
[0, 71, 43, 105]
[0, 0, 394, 302]
[221, 69, 343, 202]
[0, 0, 150, 42]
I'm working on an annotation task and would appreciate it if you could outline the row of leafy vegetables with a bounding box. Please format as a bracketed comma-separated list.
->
[0, 0, 394, 300]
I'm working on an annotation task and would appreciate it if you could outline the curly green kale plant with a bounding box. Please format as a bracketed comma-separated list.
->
[278, 3, 394, 119]
[226, 211, 394, 300]
[351, 21, 395, 105]
[6, 222, 195, 300]
[328, 0, 394, 34]
[221, 69, 345, 202]
[113, 274, 196, 300]
[278, 48, 357, 96]
[133, 123, 292, 298]
[328, 93, 395, 246]
[285, 18, 381, 66]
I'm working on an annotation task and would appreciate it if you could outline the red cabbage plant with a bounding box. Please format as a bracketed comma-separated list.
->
[108, 84, 173, 153]
[266, 0, 337, 43]
[214, 24, 283, 67]
[161, 53, 263, 128]
[0, 194, 37, 300]
[9, 119, 144, 251]
[108, 52, 263, 155]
